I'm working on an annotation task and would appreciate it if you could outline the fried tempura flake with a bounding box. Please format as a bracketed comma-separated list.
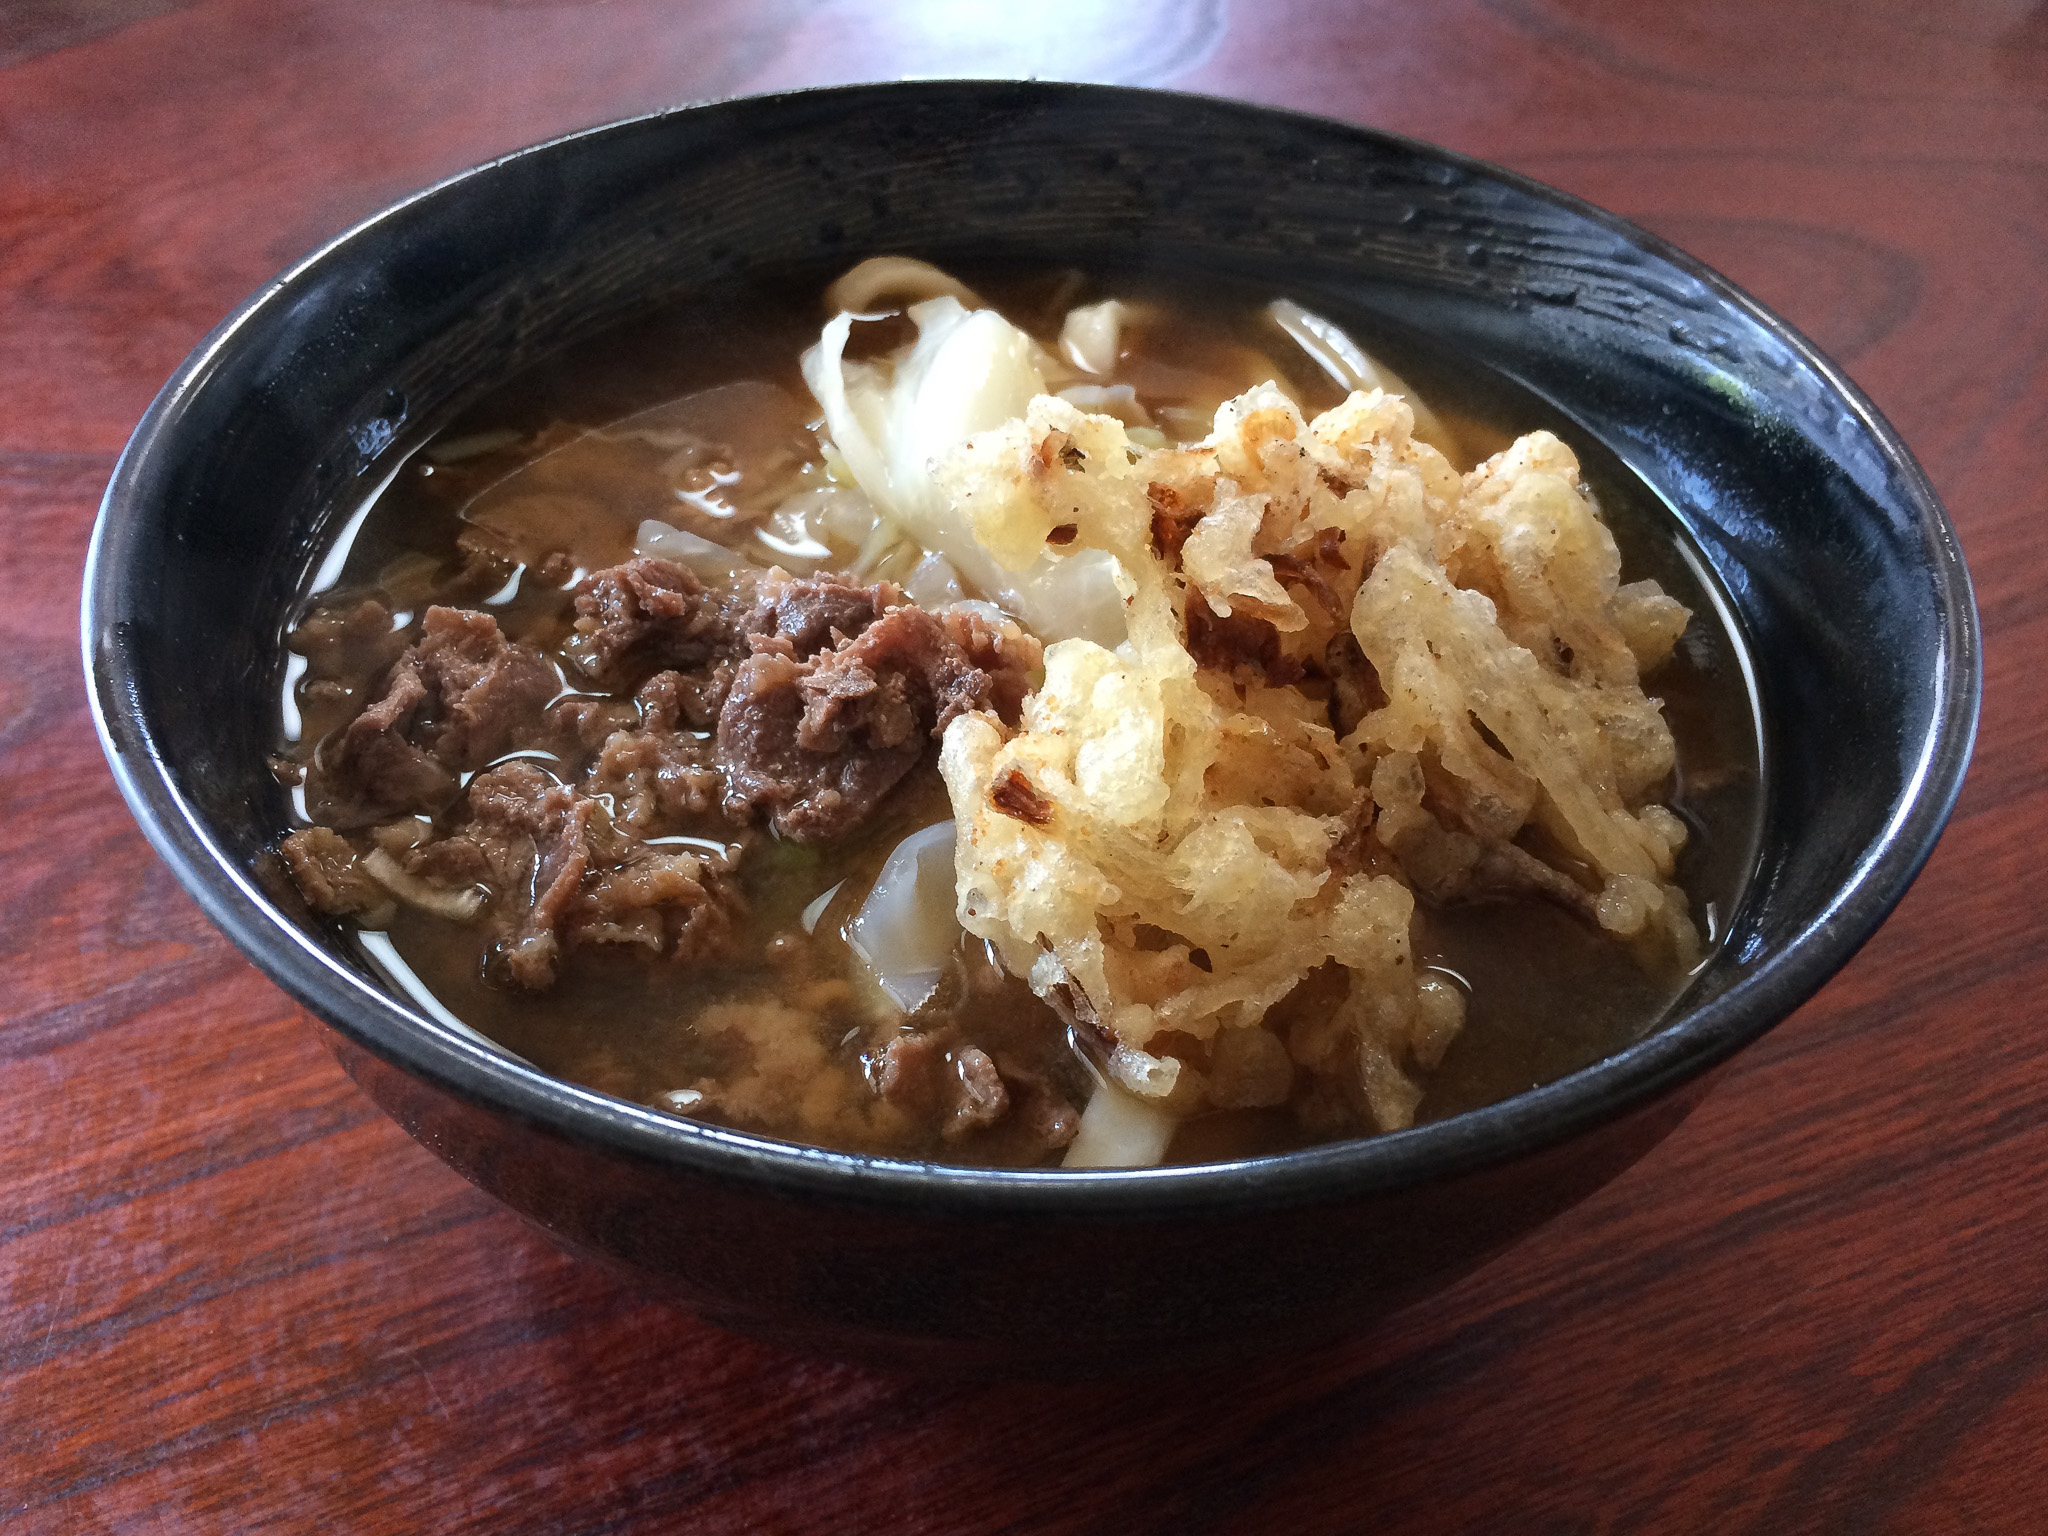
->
[935, 383, 1694, 1134]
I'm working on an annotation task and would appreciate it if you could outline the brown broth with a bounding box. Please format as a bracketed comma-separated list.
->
[280, 269, 1763, 1166]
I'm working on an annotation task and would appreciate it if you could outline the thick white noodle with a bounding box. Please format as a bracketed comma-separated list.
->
[824, 255, 983, 314]
[1064, 1082, 1179, 1168]
[362, 848, 484, 921]
[1267, 298, 1460, 461]
[635, 518, 753, 576]
[1060, 299, 1126, 375]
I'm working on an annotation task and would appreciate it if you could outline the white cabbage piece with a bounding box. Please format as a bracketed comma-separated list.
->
[802, 298, 1041, 535]
[843, 821, 960, 1014]
[802, 296, 1127, 646]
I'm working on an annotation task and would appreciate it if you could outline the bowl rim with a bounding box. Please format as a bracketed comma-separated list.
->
[82, 79, 1982, 1218]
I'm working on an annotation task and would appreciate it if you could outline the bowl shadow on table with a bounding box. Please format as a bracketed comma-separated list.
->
[415, 1131, 1714, 1533]
[333, 1032, 1721, 1379]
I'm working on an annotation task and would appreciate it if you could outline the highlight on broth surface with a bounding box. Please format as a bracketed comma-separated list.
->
[271, 257, 1757, 1168]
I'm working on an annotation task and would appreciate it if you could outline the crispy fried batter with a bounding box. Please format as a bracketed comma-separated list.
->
[934, 384, 1694, 1130]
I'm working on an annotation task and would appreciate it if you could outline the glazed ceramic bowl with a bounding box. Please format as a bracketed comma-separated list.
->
[83, 82, 1978, 1369]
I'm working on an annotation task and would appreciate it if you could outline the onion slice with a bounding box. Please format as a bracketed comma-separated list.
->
[844, 822, 959, 1015]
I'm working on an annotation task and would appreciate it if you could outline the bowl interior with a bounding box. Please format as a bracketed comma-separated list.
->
[86, 82, 1977, 1201]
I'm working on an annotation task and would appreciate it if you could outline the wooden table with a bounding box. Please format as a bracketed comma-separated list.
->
[6, 2, 2043, 1528]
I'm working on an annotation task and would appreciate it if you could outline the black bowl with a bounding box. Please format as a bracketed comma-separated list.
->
[83, 82, 1978, 1369]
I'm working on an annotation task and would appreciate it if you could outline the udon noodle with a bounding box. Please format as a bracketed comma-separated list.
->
[270, 258, 1756, 1167]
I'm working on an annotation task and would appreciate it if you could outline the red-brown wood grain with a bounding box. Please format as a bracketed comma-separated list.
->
[4, 1, 2043, 1529]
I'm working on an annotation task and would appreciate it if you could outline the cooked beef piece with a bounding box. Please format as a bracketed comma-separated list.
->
[635, 667, 726, 732]
[587, 723, 725, 835]
[573, 848, 742, 964]
[314, 668, 458, 825]
[717, 607, 995, 842]
[293, 597, 408, 686]
[716, 651, 909, 843]
[565, 557, 752, 691]
[285, 560, 1008, 993]
[446, 762, 598, 987]
[566, 559, 908, 696]
[752, 577, 895, 659]
[1006, 1070, 1082, 1153]
[546, 694, 642, 757]
[279, 827, 394, 925]
[872, 1029, 949, 1113]
[309, 606, 557, 825]
[871, 1028, 1081, 1154]
[404, 762, 743, 989]
[948, 1047, 1010, 1139]
[873, 1032, 1011, 1141]
[938, 605, 1043, 726]
[405, 607, 562, 768]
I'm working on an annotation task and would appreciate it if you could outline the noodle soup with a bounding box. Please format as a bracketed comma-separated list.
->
[271, 261, 1760, 1168]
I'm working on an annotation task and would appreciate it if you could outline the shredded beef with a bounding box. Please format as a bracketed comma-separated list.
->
[717, 651, 907, 843]
[309, 606, 557, 824]
[872, 1030, 949, 1114]
[279, 827, 393, 924]
[445, 762, 592, 987]
[938, 606, 1042, 725]
[574, 849, 741, 962]
[635, 668, 723, 733]
[293, 597, 408, 684]
[318, 666, 454, 824]
[286, 559, 1020, 996]
[588, 724, 725, 835]
[717, 607, 995, 842]
[417, 762, 745, 989]
[872, 1031, 1081, 1152]
[874, 1033, 1010, 1141]
[802, 607, 990, 744]
[546, 694, 641, 757]
[407, 607, 562, 768]
[567, 559, 923, 705]
[755, 577, 895, 659]
[1002, 1064, 1082, 1153]
[565, 557, 750, 691]
[948, 1048, 1010, 1138]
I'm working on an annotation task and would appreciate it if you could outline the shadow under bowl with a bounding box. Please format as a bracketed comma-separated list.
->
[83, 82, 1978, 1370]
